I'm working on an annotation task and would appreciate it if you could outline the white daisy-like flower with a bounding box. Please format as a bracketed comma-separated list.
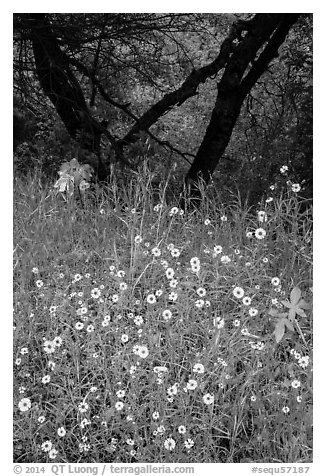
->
[41, 440, 52, 452]
[233, 287, 245, 299]
[249, 307, 258, 317]
[134, 315, 144, 326]
[184, 438, 194, 449]
[162, 309, 172, 321]
[164, 437, 176, 451]
[197, 287, 206, 297]
[271, 277, 280, 286]
[186, 379, 198, 390]
[146, 294, 157, 304]
[257, 211, 268, 222]
[171, 248, 181, 257]
[116, 389, 126, 398]
[78, 401, 89, 413]
[203, 393, 214, 405]
[48, 360, 55, 370]
[132, 345, 141, 355]
[193, 363, 205, 374]
[18, 397, 32, 412]
[298, 356, 310, 368]
[169, 207, 179, 216]
[167, 383, 179, 396]
[213, 317, 225, 329]
[191, 264, 201, 273]
[195, 299, 205, 308]
[151, 247, 161, 257]
[91, 288, 101, 299]
[153, 366, 168, 375]
[80, 418, 91, 429]
[213, 245, 223, 255]
[242, 296, 252, 306]
[115, 401, 124, 411]
[190, 257, 200, 267]
[76, 306, 87, 316]
[137, 345, 149, 359]
[43, 340, 56, 354]
[221, 255, 231, 263]
[169, 291, 178, 301]
[255, 228, 266, 240]
[291, 183, 301, 193]
[169, 278, 178, 288]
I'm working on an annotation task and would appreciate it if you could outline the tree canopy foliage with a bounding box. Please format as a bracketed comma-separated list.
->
[13, 13, 312, 202]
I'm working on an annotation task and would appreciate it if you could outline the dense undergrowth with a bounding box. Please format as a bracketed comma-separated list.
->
[13, 169, 313, 463]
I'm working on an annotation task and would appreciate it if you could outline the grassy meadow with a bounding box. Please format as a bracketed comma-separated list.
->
[13, 169, 313, 463]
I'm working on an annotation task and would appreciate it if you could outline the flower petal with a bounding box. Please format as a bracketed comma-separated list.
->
[298, 299, 311, 310]
[281, 300, 292, 309]
[284, 318, 294, 332]
[273, 319, 285, 343]
[290, 287, 301, 305]
[295, 307, 307, 318]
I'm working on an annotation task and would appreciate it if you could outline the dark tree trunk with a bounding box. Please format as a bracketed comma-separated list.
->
[116, 16, 250, 151]
[185, 13, 300, 194]
[13, 109, 26, 151]
[26, 14, 108, 179]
